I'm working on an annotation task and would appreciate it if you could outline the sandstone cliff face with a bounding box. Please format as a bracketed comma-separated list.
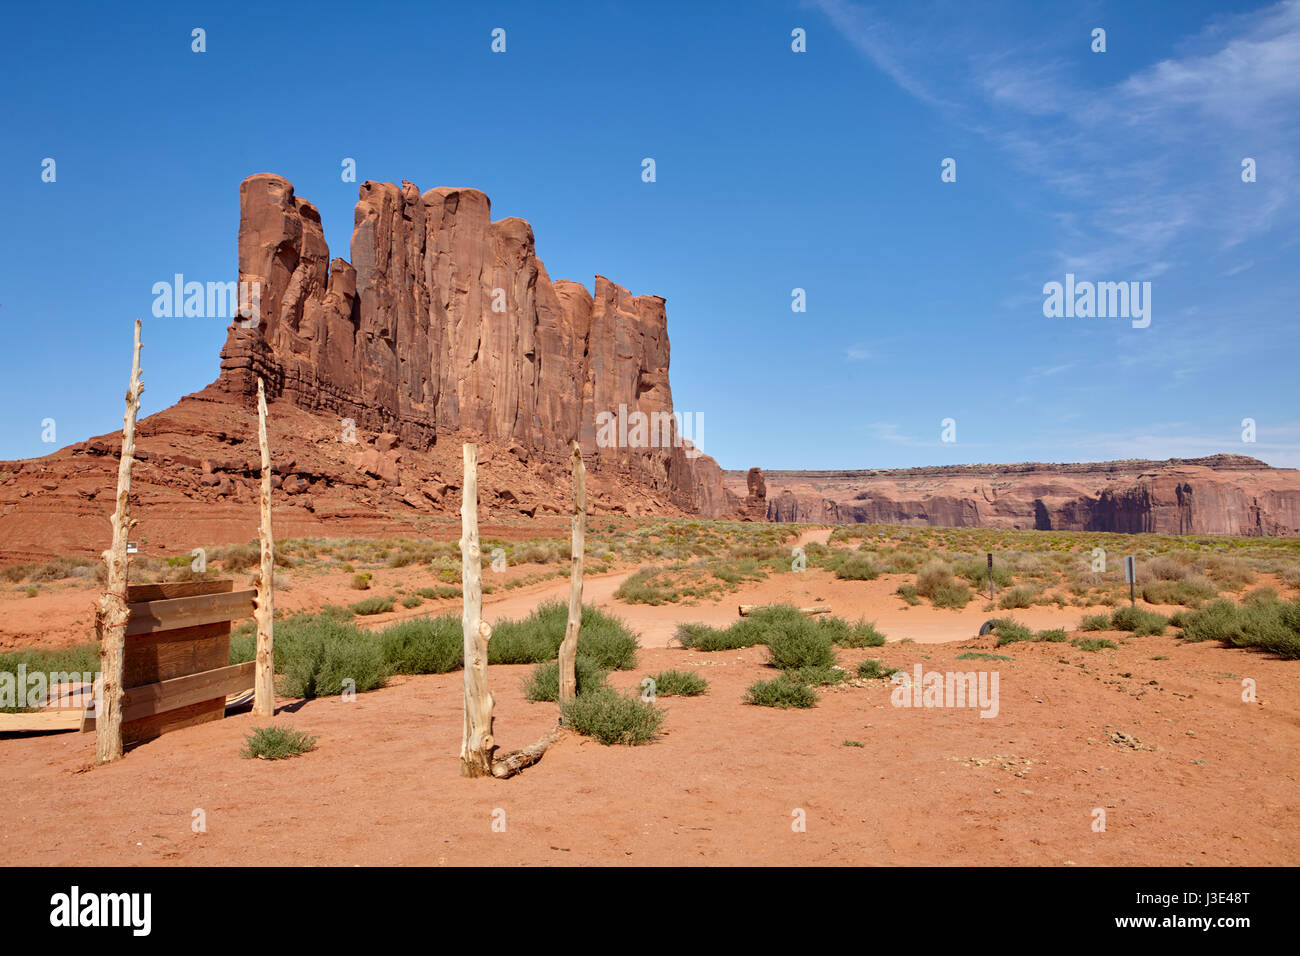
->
[743, 457, 1300, 536]
[209, 174, 733, 517]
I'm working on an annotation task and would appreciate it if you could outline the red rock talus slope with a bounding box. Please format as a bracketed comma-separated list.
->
[205, 174, 732, 518]
[731, 456, 1300, 535]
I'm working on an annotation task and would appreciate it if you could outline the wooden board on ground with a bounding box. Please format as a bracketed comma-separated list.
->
[0, 711, 85, 733]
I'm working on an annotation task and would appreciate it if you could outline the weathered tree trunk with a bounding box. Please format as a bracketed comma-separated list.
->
[558, 441, 586, 707]
[252, 378, 275, 716]
[459, 443, 495, 777]
[492, 728, 565, 779]
[95, 319, 144, 764]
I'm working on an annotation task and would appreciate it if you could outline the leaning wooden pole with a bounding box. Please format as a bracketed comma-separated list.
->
[557, 441, 586, 707]
[94, 319, 144, 764]
[252, 378, 275, 716]
[459, 443, 496, 777]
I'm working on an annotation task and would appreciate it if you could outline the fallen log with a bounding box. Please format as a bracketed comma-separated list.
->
[738, 603, 831, 617]
[491, 727, 565, 779]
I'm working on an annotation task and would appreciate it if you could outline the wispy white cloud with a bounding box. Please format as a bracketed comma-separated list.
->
[812, 0, 1300, 279]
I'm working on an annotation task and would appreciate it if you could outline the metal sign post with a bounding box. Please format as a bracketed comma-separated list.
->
[987, 553, 994, 601]
[1124, 555, 1136, 606]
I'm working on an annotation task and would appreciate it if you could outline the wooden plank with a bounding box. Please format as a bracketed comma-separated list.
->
[125, 589, 255, 636]
[120, 662, 254, 723]
[125, 621, 231, 687]
[0, 711, 84, 733]
[123, 698, 224, 746]
[127, 579, 233, 603]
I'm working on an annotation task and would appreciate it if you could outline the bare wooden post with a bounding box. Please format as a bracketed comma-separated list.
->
[252, 378, 275, 716]
[459, 443, 495, 777]
[94, 319, 144, 764]
[558, 441, 586, 707]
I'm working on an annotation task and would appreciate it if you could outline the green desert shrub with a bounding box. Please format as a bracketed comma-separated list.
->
[349, 595, 395, 616]
[998, 586, 1038, 610]
[643, 669, 708, 697]
[1034, 628, 1068, 643]
[1079, 613, 1112, 631]
[955, 558, 1014, 590]
[1179, 596, 1300, 659]
[985, 618, 1033, 646]
[1141, 576, 1218, 608]
[241, 726, 317, 760]
[895, 583, 921, 606]
[401, 593, 423, 609]
[613, 567, 676, 605]
[835, 553, 879, 581]
[675, 605, 805, 652]
[488, 601, 638, 669]
[379, 616, 463, 674]
[350, 572, 372, 591]
[1110, 606, 1168, 636]
[1073, 637, 1117, 652]
[275, 612, 387, 699]
[819, 617, 887, 648]
[764, 620, 837, 671]
[560, 687, 663, 745]
[857, 658, 898, 679]
[524, 656, 608, 702]
[931, 583, 974, 609]
[916, 560, 956, 599]
[744, 675, 818, 709]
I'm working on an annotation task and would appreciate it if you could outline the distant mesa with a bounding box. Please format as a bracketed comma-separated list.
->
[732, 455, 1300, 536]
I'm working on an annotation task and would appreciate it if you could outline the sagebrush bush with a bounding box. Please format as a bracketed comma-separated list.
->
[675, 605, 806, 651]
[916, 560, 955, 598]
[744, 676, 818, 709]
[643, 669, 709, 697]
[350, 572, 372, 591]
[241, 726, 317, 759]
[931, 583, 973, 609]
[1110, 606, 1168, 636]
[1179, 595, 1300, 659]
[955, 558, 1014, 590]
[349, 595, 395, 616]
[1073, 637, 1117, 652]
[1035, 628, 1068, 643]
[764, 619, 837, 670]
[857, 658, 897, 679]
[524, 656, 608, 702]
[985, 618, 1032, 646]
[560, 687, 663, 745]
[895, 583, 921, 606]
[819, 617, 887, 648]
[486, 601, 638, 669]
[1142, 576, 1218, 607]
[835, 553, 879, 581]
[380, 616, 463, 674]
[1079, 613, 1112, 631]
[275, 612, 387, 699]
[998, 587, 1038, 609]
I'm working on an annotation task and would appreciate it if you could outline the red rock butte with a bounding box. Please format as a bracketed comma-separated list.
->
[203, 173, 734, 518]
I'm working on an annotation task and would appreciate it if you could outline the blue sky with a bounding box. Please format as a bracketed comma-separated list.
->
[2, 0, 1297, 469]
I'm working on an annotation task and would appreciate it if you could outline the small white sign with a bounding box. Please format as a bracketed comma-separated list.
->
[126, 541, 139, 555]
